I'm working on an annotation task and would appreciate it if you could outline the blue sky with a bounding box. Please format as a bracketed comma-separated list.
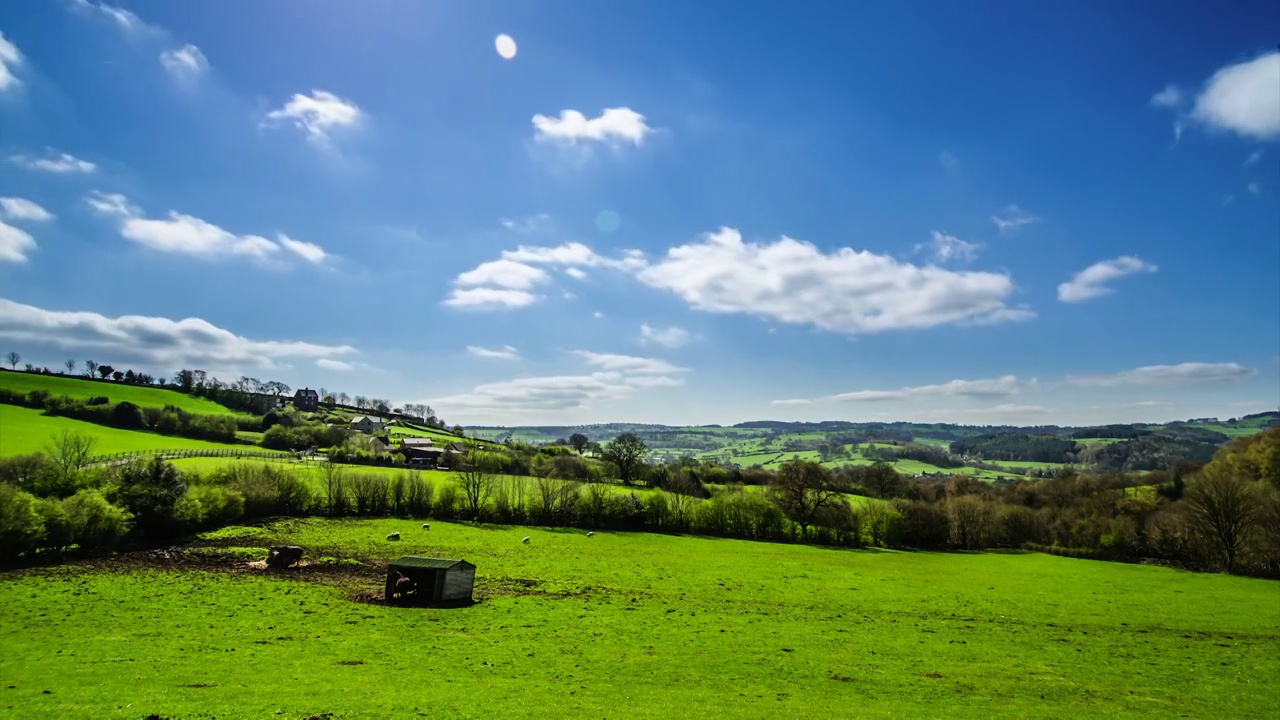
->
[0, 0, 1277, 427]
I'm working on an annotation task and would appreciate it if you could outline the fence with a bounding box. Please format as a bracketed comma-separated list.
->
[85, 448, 306, 467]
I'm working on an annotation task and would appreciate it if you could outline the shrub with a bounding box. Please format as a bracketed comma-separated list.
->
[0, 454, 57, 494]
[63, 489, 131, 549]
[350, 473, 390, 515]
[110, 401, 145, 429]
[220, 464, 313, 517]
[112, 458, 188, 541]
[176, 485, 245, 529]
[86, 395, 110, 406]
[0, 484, 45, 558]
[35, 498, 73, 552]
[891, 499, 950, 548]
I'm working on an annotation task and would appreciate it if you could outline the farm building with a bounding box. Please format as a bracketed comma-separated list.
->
[350, 415, 389, 434]
[294, 387, 320, 411]
[385, 557, 476, 606]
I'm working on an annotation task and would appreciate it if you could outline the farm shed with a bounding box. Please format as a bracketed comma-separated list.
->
[385, 557, 476, 606]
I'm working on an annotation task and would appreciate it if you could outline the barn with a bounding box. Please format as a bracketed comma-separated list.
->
[385, 557, 476, 607]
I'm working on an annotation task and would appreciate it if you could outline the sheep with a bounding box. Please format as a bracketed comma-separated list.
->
[521, 536, 531, 544]
[393, 571, 416, 600]
[386, 532, 401, 541]
[586, 532, 595, 538]
[422, 523, 430, 530]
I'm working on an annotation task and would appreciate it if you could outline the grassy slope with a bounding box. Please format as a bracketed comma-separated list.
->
[0, 405, 270, 457]
[2, 518, 1277, 718]
[0, 371, 241, 415]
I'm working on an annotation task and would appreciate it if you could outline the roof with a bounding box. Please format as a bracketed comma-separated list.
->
[400, 437, 434, 446]
[389, 556, 474, 570]
[350, 415, 386, 424]
[404, 446, 445, 455]
[296, 388, 319, 398]
[446, 442, 469, 452]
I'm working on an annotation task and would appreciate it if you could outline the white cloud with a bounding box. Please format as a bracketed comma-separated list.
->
[455, 259, 547, 291]
[1191, 51, 1280, 140]
[13, 152, 97, 174]
[495, 34, 518, 60]
[593, 311, 605, 319]
[532, 108, 652, 145]
[467, 345, 520, 360]
[121, 212, 282, 259]
[71, 0, 157, 37]
[1247, 182, 1262, 195]
[93, 194, 326, 263]
[1245, 151, 1263, 166]
[85, 191, 138, 217]
[500, 213, 550, 233]
[1057, 256, 1157, 303]
[0, 198, 54, 222]
[564, 267, 588, 280]
[1068, 362, 1257, 388]
[0, 297, 356, 369]
[0, 222, 37, 264]
[428, 349, 686, 416]
[160, 44, 209, 81]
[938, 151, 959, 171]
[639, 324, 692, 349]
[790, 375, 1036, 404]
[571, 350, 688, 375]
[990, 205, 1039, 235]
[316, 358, 354, 372]
[1149, 84, 1183, 108]
[278, 234, 327, 264]
[636, 228, 1032, 334]
[443, 287, 539, 309]
[917, 230, 980, 264]
[0, 30, 22, 92]
[265, 90, 362, 145]
[503, 242, 605, 266]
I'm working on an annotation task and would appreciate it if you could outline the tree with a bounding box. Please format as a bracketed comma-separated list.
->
[603, 433, 648, 486]
[1185, 467, 1259, 573]
[64, 359, 76, 375]
[44, 430, 98, 494]
[863, 462, 904, 499]
[569, 433, 590, 454]
[767, 459, 845, 537]
[114, 458, 188, 540]
[97, 365, 114, 380]
[85, 359, 99, 378]
[946, 494, 995, 549]
[4, 351, 18, 370]
[353, 395, 368, 409]
[111, 370, 124, 382]
[174, 369, 195, 392]
[455, 445, 494, 519]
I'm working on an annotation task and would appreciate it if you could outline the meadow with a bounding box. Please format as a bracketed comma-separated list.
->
[0, 405, 271, 458]
[0, 371, 241, 415]
[1, 518, 1277, 718]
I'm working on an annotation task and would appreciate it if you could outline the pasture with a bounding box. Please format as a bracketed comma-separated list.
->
[0, 405, 267, 458]
[0, 371, 241, 415]
[1, 518, 1277, 718]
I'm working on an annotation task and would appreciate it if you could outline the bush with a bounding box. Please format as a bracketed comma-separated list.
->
[86, 395, 110, 406]
[36, 498, 73, 552]
[63, 489, 131, 549]
[176, 485, 245, 529]
[0, 454, 57, 494]
[110, 401, 145, 429]
[112, 459, 187, 541]
[219, 464, 313, 517]
[891, 499, 950, 548]
[0, 484, 45, 558]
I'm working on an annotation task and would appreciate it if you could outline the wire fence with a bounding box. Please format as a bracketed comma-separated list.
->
[85, 448, 309, 467]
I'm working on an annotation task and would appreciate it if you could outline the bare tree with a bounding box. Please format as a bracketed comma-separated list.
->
[337, 392, 350, 405]
[85, 359, 99, 378]
[45, 430, 98, 487]
[455, 444, 494, 519]
[4, 351, 18, 370]
[64, 359, 76, 375]
[1185, 468, 1259, 573]
[767, 460, 845, 537]
[946, 494, 995, 549]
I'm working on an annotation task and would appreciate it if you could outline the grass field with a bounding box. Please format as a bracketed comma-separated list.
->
[0, 371, 241, 415]
[0, 405, 267, 458]
[1, 518, 1276, 718]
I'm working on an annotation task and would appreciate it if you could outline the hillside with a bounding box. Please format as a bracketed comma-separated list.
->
[0, 370, 244, 415]
[0, 404, 275, 457]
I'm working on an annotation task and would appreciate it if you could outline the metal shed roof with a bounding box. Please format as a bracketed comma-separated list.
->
[388, 556, 474, 570]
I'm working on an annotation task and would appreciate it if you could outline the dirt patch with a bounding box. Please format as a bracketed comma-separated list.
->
[336, 660, 364, 666]
[924, 672, 944, 679]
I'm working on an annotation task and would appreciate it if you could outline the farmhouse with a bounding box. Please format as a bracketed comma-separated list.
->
[366, 435, 393, 453]
[385, 557, 476, 606]
[350, 415, 388, 434]
[399, 437, 446, 467]
[294, 387, 320, 411]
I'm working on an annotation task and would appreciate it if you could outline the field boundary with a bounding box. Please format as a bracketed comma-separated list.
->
[86, 448, 299, 467]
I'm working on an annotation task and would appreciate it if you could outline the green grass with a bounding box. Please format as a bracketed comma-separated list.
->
[0, 371, 242, 415]
[2, 518, 1277, 718]
[0, 405, 272, 458]
[988, 460, 1067, 470]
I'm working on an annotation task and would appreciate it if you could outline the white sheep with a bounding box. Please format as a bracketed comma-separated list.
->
[386, 532, 401, 541]
[521, 536, 530, 544]
[586, 532, 595, 537]
[422, 524, 430, 530]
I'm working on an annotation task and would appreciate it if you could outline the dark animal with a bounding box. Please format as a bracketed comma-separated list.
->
[265, 545, 304, 569]
[393, 571, 416, 601]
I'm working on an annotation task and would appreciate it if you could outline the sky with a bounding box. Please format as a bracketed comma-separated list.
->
[0, 0, 1277, 428]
